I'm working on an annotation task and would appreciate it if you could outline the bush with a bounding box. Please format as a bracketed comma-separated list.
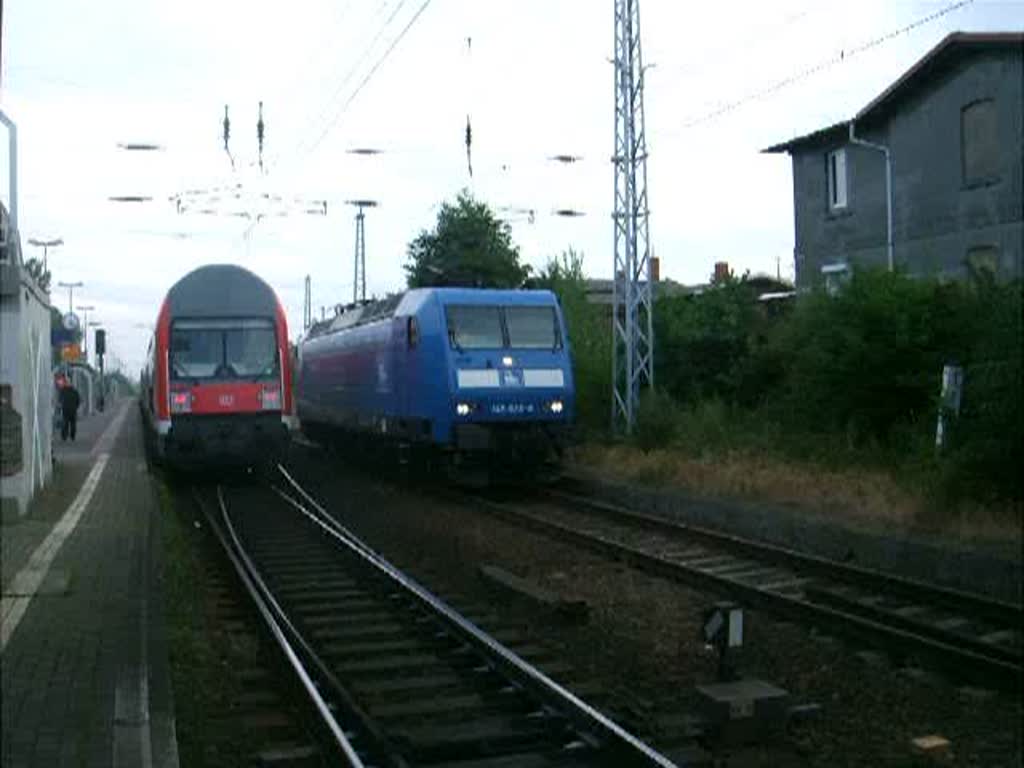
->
[655, 277, 762, 406]
[760, 269, 945, 445]
[634, 388, 681, 452]
[939, 277, 1023, 502]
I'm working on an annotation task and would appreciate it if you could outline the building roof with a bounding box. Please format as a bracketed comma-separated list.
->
[583, 278, 691, 305]
[763, 31, 1024, 154]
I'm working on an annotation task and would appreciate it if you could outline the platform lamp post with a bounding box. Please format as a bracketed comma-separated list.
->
[27, 236, 63, 272]
[77, 305, 95, 362]
[57, 280, 83, 314]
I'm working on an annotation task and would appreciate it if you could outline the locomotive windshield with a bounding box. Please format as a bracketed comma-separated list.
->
[445, 305, 561, 350]
[505, 306, 560, 349]
[171, 319, 279, 380]
[446, 306, 504, 349]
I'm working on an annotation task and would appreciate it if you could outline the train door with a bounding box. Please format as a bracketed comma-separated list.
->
[396, 312, 420, 432]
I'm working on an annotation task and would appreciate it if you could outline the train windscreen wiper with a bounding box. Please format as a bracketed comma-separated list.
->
[448, 328, 464, 353]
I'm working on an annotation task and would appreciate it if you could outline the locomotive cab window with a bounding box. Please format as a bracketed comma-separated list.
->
[446, 306, 504, 349]
[407, 316, 420, 348]
[171, 318, 279, 380]
[506, 306, 560, 349]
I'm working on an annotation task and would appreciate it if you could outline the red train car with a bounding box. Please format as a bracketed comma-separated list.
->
[141, 264, 295, 466]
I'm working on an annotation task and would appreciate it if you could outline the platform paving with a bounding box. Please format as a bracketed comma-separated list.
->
[1, 399, 179, 768]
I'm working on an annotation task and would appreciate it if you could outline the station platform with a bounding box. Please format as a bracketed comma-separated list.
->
[1, 399, 179, 767]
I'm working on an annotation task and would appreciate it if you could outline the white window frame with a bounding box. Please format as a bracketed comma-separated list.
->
[821, 261, 849, 296]
[827, 148, 848, 210]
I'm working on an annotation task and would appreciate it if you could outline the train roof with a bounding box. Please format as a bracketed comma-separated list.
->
[166, 264, 280, 318]
[304, 287, 559, 340]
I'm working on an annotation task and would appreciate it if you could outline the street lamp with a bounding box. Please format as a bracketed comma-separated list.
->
[57, 281, 83, 315]
[27, 237, 63, 271]
[77, 305, 95, 359]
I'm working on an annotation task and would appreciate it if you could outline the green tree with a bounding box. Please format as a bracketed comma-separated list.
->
[654, 276, 762, 407]
[535, 249, 611, 432]
[405, 191, 530, 288]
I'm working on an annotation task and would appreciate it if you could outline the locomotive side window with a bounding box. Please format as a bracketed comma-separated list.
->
[407, 317, 420, 348]
[446, 306, 503, 350]
[171, 318, 278, 380]
[505, 306, 560, 349]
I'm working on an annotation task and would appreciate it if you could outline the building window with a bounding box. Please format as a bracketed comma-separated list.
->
[965, 245, 999, 277]
[961, 99, 998, 185]
[821, 262, 849, 296]
[827, 148, 847, 210]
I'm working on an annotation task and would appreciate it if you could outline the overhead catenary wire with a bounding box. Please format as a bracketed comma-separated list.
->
[263, 1, 401, 172]
[294, 1, 406, 150]
[297, 0, 435, 160]
[666, 0, 975, 133]
[268, 0, 357, 113]
[275, 0, 416, 170]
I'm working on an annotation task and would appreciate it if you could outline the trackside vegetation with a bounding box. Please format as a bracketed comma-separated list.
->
[539, 257, 1022, 510]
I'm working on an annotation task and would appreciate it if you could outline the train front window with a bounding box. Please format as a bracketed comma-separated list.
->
[171, 319, 278, 380]
[170, 328, 220, 379]
[446, 306, 504, 350]
[506, 306, 560, 349]
[226, 327, 278, 377]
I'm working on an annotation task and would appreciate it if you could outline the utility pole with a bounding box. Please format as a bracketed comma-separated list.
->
[346, 200, 378, 304]
[612, 0, 654, 434]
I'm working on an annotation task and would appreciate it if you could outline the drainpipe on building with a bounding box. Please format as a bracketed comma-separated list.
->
[848, 121, 893, 272]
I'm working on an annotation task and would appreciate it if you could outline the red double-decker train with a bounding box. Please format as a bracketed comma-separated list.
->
[141, 264, 295, 467]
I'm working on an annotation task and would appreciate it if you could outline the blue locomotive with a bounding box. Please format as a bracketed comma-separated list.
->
[297, 288, 574, 479]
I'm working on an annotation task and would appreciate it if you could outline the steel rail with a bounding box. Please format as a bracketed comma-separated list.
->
[274, 463, 682, 768]
[549, 488, 1022, 627]
[195, 487, 368, 768]
[463, 492, 1022, 692]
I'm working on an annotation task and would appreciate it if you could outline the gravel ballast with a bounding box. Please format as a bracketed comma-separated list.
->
[284, 444, 1022, 767]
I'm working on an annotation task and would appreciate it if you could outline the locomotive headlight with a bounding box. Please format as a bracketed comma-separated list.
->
[456, 402, 472, 416]
[260, 385, 282, 410]
[170, 388, 192, 414]
[502, 356, 514, 367]
[548, 399, 564, 414]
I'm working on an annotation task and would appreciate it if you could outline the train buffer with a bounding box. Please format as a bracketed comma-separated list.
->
[1, 398, 180, 767]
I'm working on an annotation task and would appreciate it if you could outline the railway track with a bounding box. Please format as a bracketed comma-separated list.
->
[463, 487, 1022, 693]
[201, 466, 684, 767]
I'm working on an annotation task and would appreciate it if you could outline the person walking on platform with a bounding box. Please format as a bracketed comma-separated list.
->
[59, 381, 81, 442]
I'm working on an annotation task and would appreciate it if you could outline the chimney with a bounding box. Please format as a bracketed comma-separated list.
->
[714, 261, 730, 282]
[650, 256, 660, 282]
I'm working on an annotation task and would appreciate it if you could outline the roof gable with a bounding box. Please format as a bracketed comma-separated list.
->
[764, 31, 1023, 154]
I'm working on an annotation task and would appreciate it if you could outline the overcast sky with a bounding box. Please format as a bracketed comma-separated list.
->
[1, 0, 1020, 374]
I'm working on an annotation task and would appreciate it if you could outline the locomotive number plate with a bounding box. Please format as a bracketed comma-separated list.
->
[218, 394, 235, 407]
[490, 402, 535, 415]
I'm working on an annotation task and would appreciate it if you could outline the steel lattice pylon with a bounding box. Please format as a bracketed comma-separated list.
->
[347, 199, 377, 303]
[612, 0, 654, 433]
